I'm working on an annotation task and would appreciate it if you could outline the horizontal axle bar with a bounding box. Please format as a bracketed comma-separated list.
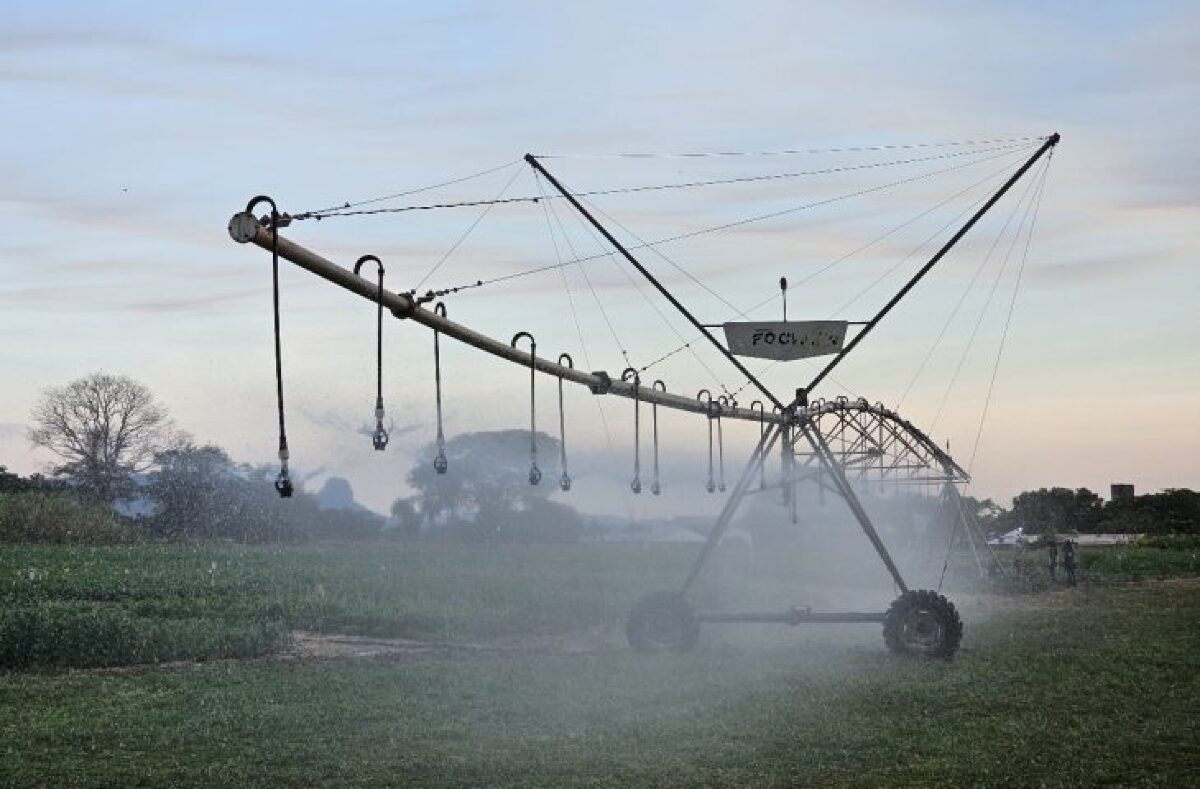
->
[697, 608, 887, 625]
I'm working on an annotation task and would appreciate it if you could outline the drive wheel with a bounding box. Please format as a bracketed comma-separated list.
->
[626, 591, 700, 654]
[883, 589, 962, 659]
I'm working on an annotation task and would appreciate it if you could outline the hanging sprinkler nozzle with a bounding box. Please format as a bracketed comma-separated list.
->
[557, 353, 574, 491]
[275, 443, 293, 498]
[623, 368, 642, 494]
[246, 194, 293, 498]
[511, 331, 540, 485]
[432, 303, 449, 474]
[698, 389, 716, 493]
[651, 380, 666, 496]
[354, 254, 389, 452]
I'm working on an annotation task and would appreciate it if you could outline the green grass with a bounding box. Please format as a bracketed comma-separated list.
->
[0, 491, 132, 544]
[0, 542, 695, 668]
[0, 580, 1196, 786]
[1078, 544, 1200, 580]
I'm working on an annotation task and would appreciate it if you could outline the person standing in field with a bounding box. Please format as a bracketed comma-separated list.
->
[1048, 539, 1058, 582]
[1062, 540, 1077, 586]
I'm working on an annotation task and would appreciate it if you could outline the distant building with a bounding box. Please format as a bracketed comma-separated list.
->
[1110, 483, 1135, 503]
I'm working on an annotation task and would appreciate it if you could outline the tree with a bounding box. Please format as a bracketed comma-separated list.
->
[0, 466, 30, 494]
[996, 487, 1103, 536]
[28, 373, 180, 502]
[147, 443, 245, 539]
[147, 443, 383, 543]
[390, 497, 421, 538]
[1099, 488, 1200, 535]
[403, 429, 580, 542]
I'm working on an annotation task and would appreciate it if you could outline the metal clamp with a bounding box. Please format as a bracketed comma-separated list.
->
[588, 371, 612, 395]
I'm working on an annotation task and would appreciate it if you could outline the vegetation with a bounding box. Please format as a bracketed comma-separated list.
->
[991, 485, 1200, 536]
[1077, 545, 1200, 581]
[0, 547, 1195, 786]
[0, 489, 132, 544]
[0, 541, 692, 669]
[27, 372, 180, 503]
[395, 429, 585, 542]
[144, 444, 382, 543]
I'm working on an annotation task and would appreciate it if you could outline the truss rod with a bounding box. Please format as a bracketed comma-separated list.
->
[802, 420, 909, 593]
[807, 132, 1060, 393]
[525, 154, 786, 412]
[228, 217, 780, 424]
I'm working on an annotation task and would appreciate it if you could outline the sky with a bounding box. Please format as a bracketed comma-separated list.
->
[1, 0, 1197, 516]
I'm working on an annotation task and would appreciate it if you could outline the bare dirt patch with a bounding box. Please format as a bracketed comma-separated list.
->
[285, 625, 625, 663]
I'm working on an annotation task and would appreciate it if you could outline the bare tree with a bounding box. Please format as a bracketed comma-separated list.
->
[28, 372, 180, 502]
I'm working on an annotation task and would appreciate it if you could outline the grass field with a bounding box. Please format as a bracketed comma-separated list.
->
[1, 540, 1197, 786]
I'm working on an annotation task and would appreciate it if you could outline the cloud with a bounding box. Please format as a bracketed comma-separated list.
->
[0, 31, 283, 70]
[1027, 249, 1184, 286]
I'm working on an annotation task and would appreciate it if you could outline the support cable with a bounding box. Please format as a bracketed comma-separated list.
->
[439, 144, 1036, 297]
[529, 155, 783, 410]
[929, 158, 1043, 430]
[293, 159, 521, 220]
[898, 162, 1041, 410]
[534, 135, 1047, 159]
[536, 172, 634, 369]
[413, 165, 525, 290]
[535, 176, 628, 506]
[583, 197, 745, 315]
[568, 195, 733, 394]
[634, 152, 1031, 377]
[827, 174, 1020, 318]
[296, 142, 1034, 221]
[967, 154, 1053, 473]
[805, 134, 1059, 395]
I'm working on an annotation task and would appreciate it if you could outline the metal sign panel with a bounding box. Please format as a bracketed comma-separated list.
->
[722, 321, 848, 361]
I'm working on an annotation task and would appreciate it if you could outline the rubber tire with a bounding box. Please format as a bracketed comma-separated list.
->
[883, 589, 963, 659]
[626, 591, 700, 654]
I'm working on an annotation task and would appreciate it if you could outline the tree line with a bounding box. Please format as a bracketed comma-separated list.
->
[3, 372, 1196, 544]
[987, 486, 1199, 537]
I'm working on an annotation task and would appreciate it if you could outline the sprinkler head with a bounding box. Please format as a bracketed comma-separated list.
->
[529, 464, 542, 486]
[433, 451, 448, 474]
[651, 482, 661, 496]
[559, 473, 572, 492]
[706, 479, 716, 494]
[372, 423, 389, 451]
[631, 478, 642, 494]
[274, 469, 293, 499]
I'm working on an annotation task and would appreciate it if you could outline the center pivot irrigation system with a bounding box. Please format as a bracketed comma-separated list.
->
[228, 132, 1059, 659]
